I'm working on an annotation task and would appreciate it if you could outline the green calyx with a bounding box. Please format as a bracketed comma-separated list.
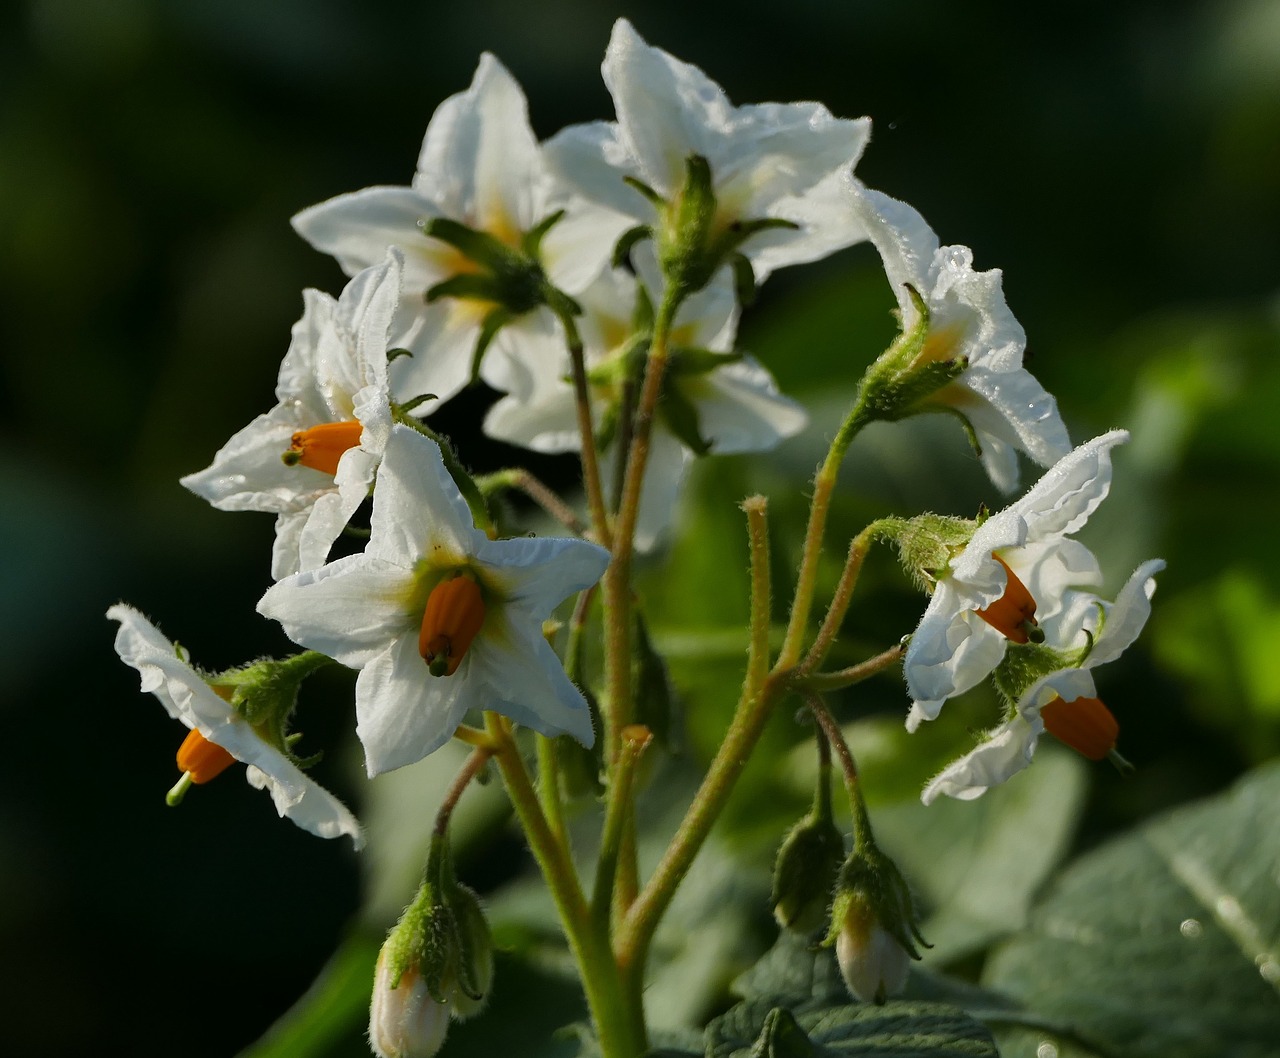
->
[420, 212, 582, 385]
[824, 844, 928, 963]
[870, 514, 976, 596]
[387, 833, 494, 1018]
[850, 285, 973, 428]
[629, 154, 797, 308]
[991, 621, 1098, 713]
[207, 651, 334, 765]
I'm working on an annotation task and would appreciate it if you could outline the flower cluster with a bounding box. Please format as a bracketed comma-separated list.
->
[106, 17, 1164, 1048]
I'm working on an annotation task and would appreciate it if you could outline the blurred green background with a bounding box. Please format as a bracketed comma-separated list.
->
[2, 1, 1278, 1055]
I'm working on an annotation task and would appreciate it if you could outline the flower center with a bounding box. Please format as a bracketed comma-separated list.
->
[1040, 695, 1119, 761]
[418, 573, 487, 677]
[975, 555, 1041, 643]
[176, 728, 237, 784]
[282, 420, 363, 475]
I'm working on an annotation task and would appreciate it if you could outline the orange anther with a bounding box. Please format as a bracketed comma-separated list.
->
[418, 573, 486, 677]
[1040, 695, 1119, 761]
[285, 420, 363, 476]
[975, 554, 1039, 643]
[176, 728, 237, 784]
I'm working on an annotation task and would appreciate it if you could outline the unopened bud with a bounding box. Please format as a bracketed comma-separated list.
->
[446, 882, 494, 1020]
[771, 811, 844, 934]
[369, 946, 449, 1058]
[834, 893, 912, 1004]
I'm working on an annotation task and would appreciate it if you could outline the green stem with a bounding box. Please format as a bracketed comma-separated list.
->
[484, 713, 645, 1058]
[795, 525, 875, 677]
[475, 468, 586, 536]
[775, 398, 872, 671]
[798, 644, 904, 693]
[566, 324, 613, 549]
[802, 692, 873, 848]
[593, 725, 652, 935]
[536, 734, 570, 850]
[434, 746, 492, 836]
[616, 500, 778, 981]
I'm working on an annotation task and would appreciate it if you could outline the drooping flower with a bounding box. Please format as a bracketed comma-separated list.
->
[544, 19, 870, 289]
[903, 431, 1129, 731]
[292, 54, 628, 405]
[180, 251, 403, 580]
[922, 558, 1164, 803]
[107, 604, 363, 845]
[852, 182, 1070, 493]
[482, 252, 806, 548]
[257, 425, 609, 776]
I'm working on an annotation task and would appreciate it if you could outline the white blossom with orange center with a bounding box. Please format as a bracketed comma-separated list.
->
[904, 431, 1130, 731]
[107, 604, 363, 845]
[181, 251, 403, 580]
[922, 558, 1164, 803]
[291, 53, 629, 408]
[257, 425, 609, 776]
[482, 253, 807, 549]
[851, 182, 1071, 493]
[543, 18, 870, 284]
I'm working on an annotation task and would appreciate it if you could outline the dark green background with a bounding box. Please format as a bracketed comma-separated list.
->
[2, 1, 1277, 1055]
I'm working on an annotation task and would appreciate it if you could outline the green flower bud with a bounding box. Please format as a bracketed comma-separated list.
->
[771, 810, 844, 934]
[825, 845, 927, 1004]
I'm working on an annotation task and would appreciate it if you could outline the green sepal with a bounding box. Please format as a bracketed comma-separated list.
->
[612, 223, 653, 268]
[667, 345, 744, 376]
[991, 625, 1097, 713]
[871, 514, 976, 596]
[658, 382, 712, 455]
[421, 217, 516, 273]
[623, 175, 665, 208]
[521, 208, 564, 258]
[825, 843, 929, 963]
[771, 810, 845, 935]
[395, 392, 439, 416]
[469, 307, 514, 385]
[386, 347, 413, 364]
[208, 651, 334, 765]
[731, 252, 758, 308]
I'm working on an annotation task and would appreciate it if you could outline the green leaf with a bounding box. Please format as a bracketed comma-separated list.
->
[733, 929, 850, 1007]
[983, 761, 1280, 1058]
[706, 998, 998, 1058]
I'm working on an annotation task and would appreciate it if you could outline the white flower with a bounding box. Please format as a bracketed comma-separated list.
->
[903, 431, 1129, 731]
[257, 425, 610, 776]
[292, 54, 627, 405]
[922, 558, 1164, 803]
[852, 182, 1071, 492]
[180, 252, 401, 580]
[482, 254, 806, 548]
[369, 949, 449, 1058]
[107, 604, 363, 846]
[544, 18, 870, 283]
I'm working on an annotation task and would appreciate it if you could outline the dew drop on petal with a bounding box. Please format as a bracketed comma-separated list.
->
[1180, 918, 1203, 939]
[1036, 1043, 1059, 1058]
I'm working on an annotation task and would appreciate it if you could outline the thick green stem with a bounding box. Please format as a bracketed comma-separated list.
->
[616, 499, 777, 979]
[485, 713, 645, 1058]
[593, 725, 652, 935]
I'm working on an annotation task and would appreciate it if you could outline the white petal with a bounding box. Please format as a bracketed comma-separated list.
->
[245, 764, 364, 846]
[257, 554, 416, 667]
[540, 200, 634, 295]
[1009, 430, 1129, 542]
[474, 534, 610, 619]
[414, 53, 540, 234]
[542, 121, 651, 221]
[1009, 537, 1103, 631]
[271, 510, 311, 581]
[387, 298, 488, 408]
[180, 408, 332, 514]
[685, 357, 808, 454]
[482, 386, 579, 454]
[921, 715, 1041, 804]
[851, 183, 941, 317]
[366, 426, 486, 567]
[1085, 559, 1165, 668]
[956, 365, 1071, 477]
[741, 169, 869, 280]
[470, 614, 595, 746]
[603, 19, 731, 195]
[276, 289, 340, 414]
[355, 633, 472, 775]
[292, 185, 435, 278]
[903, 583, 1008, 728]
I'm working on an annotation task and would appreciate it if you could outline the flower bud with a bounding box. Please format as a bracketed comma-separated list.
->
[771, 810, 844, 934]
[445, 882, 494, 1020]
[833, 892, 912, 1004]
[369, 945, 450, 1058]
[824, 844, 927, 1004]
